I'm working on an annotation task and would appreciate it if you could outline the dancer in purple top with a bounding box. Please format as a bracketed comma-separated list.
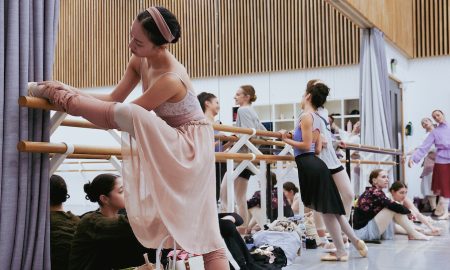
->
[409, 110, 450, 220]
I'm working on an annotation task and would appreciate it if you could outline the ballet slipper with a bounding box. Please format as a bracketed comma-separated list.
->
[355, 240, 368, 257]
[320, 253, 348, 262]
[28, 82, 45, 97]
[321, 242, 336, 253]
[437, 213, 449, 220]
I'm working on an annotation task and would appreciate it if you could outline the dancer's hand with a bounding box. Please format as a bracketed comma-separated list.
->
[279, 129, 289, 142]
[408, 159, 414, 168]
[430, 227, 441, 234]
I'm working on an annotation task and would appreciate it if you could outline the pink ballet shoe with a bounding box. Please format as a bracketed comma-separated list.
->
[321, 242, 336, 253]
[355, 240, 368, 257]
[27, 82, 45, 97]
[320, 253, 348, 262]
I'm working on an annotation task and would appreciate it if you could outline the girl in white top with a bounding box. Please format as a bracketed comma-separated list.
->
[308, 81, 354, 249]
[316, 106, 354, 217]
[219, 85, 266, 227]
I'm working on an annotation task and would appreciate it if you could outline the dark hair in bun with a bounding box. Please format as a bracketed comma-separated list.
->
[50, 174, 68, 206]
[84, 174, 120, 206]
[283, 181, 299, 194]
[137, 7, 181, 45]
[305, 79, 330, 109]
[197, 92, 217, 113]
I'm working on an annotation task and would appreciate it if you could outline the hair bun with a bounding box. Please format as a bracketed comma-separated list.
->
[316, 83, 330, 97]
[83, 182, 97, 202]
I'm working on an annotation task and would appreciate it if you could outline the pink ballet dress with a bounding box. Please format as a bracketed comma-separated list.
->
[120, 73, 225, 253]
[29, 73, 225, 254]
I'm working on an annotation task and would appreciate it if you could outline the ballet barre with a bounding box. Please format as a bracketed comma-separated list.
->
[19, 95, 402, 152]
[19, 95, 403, 220]
[56, 169, 118, 173]
[58, 119, 287, 147]
[18, 141, 294, 163]
[63, 160, 113, 164]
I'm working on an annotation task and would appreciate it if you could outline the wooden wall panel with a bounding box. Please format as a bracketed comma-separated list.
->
[53, 0, 360, 88]
[414, 0, 450, 58]
[345, 0, 414, 57]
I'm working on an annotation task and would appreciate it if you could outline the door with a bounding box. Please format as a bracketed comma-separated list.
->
[389, 78, 404, 181]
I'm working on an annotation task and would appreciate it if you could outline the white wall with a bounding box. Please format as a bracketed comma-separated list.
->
[385, 41, 450, 198]
[402, 56, 450, 198]
[194, 65, 360, 125]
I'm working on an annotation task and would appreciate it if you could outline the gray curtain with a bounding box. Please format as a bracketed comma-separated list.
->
[0, 0, 59, 269]
[358, 28, 393, 194]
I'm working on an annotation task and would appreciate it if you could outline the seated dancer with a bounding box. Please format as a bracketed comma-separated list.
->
[353, 169, 430, 241]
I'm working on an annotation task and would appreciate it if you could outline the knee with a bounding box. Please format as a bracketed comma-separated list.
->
[113, 104, 135, 134]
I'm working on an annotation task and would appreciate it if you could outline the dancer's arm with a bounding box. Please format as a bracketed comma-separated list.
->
[281, 115, 313, 150]
[131, 74, 184, 111]
[291, 196, 300, 214]
[35, 56, 141, 102]
[375, 189, 411, 214]
[315, 132, 323, 155]
[87, 55, 141, 102]
[403, 197, 437, 231]
[409, 132, 435, 167]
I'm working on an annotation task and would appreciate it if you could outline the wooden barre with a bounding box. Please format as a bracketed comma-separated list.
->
[341, 159, 398, 166]
[19, 141, 122, 155]
[56, 169, 118, 172]
[23, 141, 397, 166]
[19, 96, 401, 154]
[19, 96, 57, 111]
[61, 158, 396, 166]
[60, 119, 400, 154]
[52, 154, 121, 159]
[344, 142, 401, 154]
[20, 96, 290, 139]
[59, 119, 286, 147]
[63, 161, 112, 164]
[18, 141, 295, 162]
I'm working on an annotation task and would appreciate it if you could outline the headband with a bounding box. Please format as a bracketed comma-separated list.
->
[147, 7, 175, 43]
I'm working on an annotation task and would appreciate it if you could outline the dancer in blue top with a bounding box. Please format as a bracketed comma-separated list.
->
[280, 80, 368, 262]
